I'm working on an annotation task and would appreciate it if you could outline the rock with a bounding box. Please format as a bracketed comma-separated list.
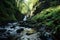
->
[16, 28, 24, 33]
[0, 28, 6, 34]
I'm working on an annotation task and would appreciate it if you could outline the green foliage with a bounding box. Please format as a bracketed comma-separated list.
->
[34, 0, 60, 15]
[31, 6, 60, 29]
[16, 0, 38, 14]
[0, 0, 22, 22]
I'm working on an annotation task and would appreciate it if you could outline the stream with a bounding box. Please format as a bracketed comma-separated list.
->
[0, 22, 54, 40]
[0, 22, 41, 40]
[0, 16, 54, 40]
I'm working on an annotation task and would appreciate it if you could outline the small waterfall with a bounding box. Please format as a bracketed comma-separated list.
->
[23, 15, 29, 21]
[23, 15, 27, 21]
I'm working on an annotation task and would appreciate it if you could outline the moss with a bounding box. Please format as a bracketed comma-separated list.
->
[0, 0, 23, 22]
[31, 6, 60, 29]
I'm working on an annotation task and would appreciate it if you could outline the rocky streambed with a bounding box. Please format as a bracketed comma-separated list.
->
[0, 22, 55, 40]
[0, 22, 41, 40]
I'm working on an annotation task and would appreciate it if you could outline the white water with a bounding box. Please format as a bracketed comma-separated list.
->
[23, 16, 27, 21]
[0, 22, 54, 40]
[21, 32, 41, 40]
[4, 22, 41, 40]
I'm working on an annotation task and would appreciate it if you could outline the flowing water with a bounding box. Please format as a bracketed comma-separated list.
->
[0, 22, 41, 40]
[0, 17, 54, 40]
[23, 15, 27, 21]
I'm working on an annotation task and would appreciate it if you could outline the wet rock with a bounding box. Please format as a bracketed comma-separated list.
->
[0, 28, 6, 34]
[16, 28, 24, 33]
